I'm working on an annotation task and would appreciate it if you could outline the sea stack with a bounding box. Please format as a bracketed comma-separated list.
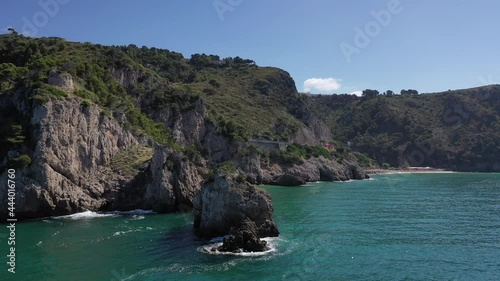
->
[193, 172, 279, 252]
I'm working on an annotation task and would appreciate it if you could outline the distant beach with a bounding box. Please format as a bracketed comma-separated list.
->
[366, 167, 454, 175]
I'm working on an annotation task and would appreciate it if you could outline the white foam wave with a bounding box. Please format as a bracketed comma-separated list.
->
[54, 210, 116, 220]
[112, 226, 155, 237]
[130, 215, 145, 220]
[123, 237, 289, 278]
[51, 209, 155, 220]
[198, 237, 279, 256]
[335, 179, 354, 183]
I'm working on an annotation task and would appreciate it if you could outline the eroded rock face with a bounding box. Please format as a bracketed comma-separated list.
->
[193, 173, 279, 239]
[145, 145, 203, 213]
[0, 88, 216, 220]
[239, 153, 369, 186]
[0, 98, 145, 220]
[48, 70, 74, 92]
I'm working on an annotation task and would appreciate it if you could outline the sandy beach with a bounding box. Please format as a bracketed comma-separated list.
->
[366, 167, 454, 175]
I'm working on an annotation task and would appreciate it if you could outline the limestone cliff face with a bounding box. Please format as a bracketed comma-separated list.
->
[193, 173, 279, 238]
[48, 70, 75, 92]
[0, 97, 145, 220]
[152, 99, 232, 163]
[0, 93, 206, 220]
[286, 92, 333, 145]
[144, 145, 204, 213]
[111, 67, 143, 88]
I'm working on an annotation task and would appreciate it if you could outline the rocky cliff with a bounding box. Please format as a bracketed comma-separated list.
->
[0, 35, 372, 222]
[0, 89, 368, 221]
[0, 94, 144, 219]
[235, 144, 368, 186]
[193, 173, 279, 238]
[142, 145, 204, 213]
[261, 157, 368, 186]
[0, 93, 205, 220]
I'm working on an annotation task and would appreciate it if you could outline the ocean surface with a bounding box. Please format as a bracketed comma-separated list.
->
[3, 173, 500, 281]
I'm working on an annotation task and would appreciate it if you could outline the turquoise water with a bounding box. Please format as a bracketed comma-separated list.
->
[2, 173, 500, 280]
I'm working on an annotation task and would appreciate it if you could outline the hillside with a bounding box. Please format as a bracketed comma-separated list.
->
[0, 34, 332, 150]
[307, 86, 500, 172]
[0, 34, 367, 220]
[0, 34, 499, 220]
[1, 34, 499, 176]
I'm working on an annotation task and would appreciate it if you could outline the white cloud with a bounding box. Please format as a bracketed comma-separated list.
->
[350, 90, 363, 97]
[303, 78, 342, 93]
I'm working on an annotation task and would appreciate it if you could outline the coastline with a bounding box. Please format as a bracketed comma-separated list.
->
[366, 167, 454, 175]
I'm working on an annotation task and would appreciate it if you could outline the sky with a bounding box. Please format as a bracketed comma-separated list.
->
[1, 0, 499, 95]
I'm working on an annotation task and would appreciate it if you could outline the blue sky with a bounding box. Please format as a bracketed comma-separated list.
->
[1, 0, 499, 95]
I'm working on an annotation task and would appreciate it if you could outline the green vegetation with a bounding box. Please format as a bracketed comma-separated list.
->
[0, 34, 186, 150]
[0, 34, 306, 146]
[269, 144, 333, 165]
[362, 89, 379, 99]
[211, 161, 247, 183]
[195, 66, 304, 141]
[183, 145, 203, 164]
[1, 34, 498, 172]
[310, 85, 500, 171]
[0, 106, 30, 172]
[8, 154, 32, 168]
[31, 84, 68, 102]
[110, 145, 154, 176]
[353, 152, 377, 168]
[400, 89, 419, 96]
[216, 161, 237, 174]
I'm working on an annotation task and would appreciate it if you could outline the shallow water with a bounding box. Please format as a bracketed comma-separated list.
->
[3, 173, 500, 280]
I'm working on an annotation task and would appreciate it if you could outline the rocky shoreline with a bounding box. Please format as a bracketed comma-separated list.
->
[0, 65, 368, 253]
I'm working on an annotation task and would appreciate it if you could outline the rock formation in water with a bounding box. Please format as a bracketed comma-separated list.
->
[194, 172, 279, 252]
[215, 219, 270, 253]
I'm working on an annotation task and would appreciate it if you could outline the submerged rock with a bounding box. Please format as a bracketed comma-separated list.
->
[214, 219, 269, 253]
[193, 172, 279, 244]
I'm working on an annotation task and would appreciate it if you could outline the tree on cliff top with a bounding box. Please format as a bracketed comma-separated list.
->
[362, 89, 379, 99]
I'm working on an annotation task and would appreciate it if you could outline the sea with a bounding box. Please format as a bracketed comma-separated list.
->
[3, 173, 500, 281]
